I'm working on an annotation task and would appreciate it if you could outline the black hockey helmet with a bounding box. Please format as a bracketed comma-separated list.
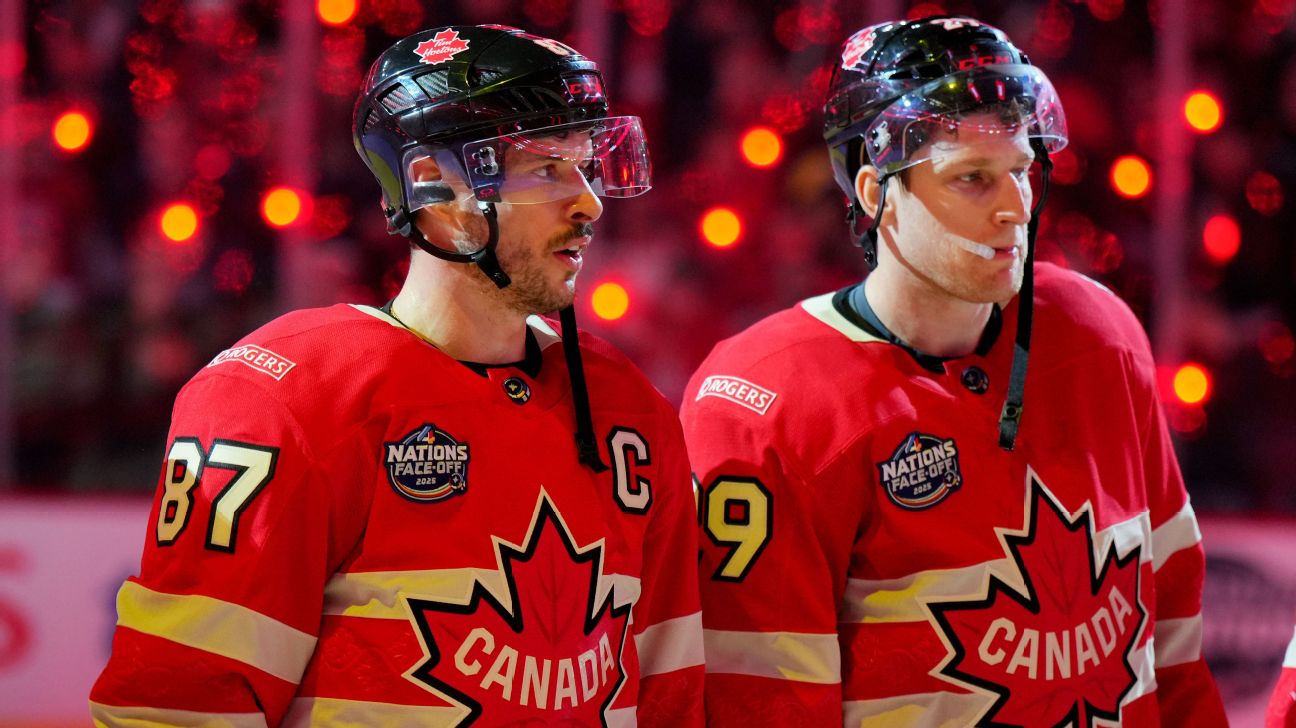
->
[822, 16, 1069, 451]
[353, 25, 650, 287]
[822, 16, 1066, 266]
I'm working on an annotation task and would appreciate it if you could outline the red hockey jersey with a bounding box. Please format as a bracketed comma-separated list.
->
[91, 304, 703, 727]
[682, 264, 1226, 726]
[1270, 627, 1296, 727]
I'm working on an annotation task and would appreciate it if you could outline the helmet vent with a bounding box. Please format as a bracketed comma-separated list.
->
[362, 110, 379, 133]
[380, 85, 415, 113]
[472, 68, 506, 86]
[414, 70, 450, 99]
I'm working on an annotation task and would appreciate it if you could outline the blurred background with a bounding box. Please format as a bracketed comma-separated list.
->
[0, 0, 1293, 724]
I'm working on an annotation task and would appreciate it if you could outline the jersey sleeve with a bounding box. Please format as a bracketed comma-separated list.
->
[1267, 627, 1296, 727]
[682, 392, 846, 727]
[630, 402, 705, 727]
[89, 373, 371, 727]
[1132, 348, 1228, 726]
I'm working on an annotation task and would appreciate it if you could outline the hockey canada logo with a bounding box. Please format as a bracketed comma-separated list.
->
[877, 432, 962, 510]
[384, 424, 470, 503]
[926, 473, 1147, 727]
[414, 29, 470, 65]
[404, 492, 631, 725]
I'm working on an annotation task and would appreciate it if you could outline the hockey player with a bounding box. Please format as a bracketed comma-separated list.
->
[682, 16, 1227, 726]
[91, 26, 703, 726]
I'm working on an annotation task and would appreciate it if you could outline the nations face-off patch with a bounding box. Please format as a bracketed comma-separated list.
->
[384, 424, 470, 503]
[877, 432, 963, 510]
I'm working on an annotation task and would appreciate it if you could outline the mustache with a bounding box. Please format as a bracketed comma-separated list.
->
[550, 223, 594, 248]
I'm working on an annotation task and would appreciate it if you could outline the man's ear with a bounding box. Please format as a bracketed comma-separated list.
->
[854, 165, 884, 218]
[410, 155, 443, 184]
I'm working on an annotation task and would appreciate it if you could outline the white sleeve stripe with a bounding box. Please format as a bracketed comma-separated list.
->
[1151, 501, 1202, 572]
[1154, 615, 1204, 667]
[635, 612, 704, 677]
[842, 691, 987, 726]
[115, 580, 316, 684]
[91, 701, 269, 728]
[703, 628, 840, 684]
[1284, 626, 1296, 668]
[605, 707, 637, 728]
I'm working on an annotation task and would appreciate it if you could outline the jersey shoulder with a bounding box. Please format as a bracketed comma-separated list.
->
[554, 318, 676, 419]
[1031, 263, 1154, 366]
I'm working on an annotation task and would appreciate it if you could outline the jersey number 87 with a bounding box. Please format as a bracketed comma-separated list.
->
[155, 437, 279, 553]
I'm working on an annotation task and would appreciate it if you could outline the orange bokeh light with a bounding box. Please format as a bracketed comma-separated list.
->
[1202, 214, 1240, 264]
[1110, 155, 1152, 199]
[262, 187, 306, 228]
[159, 203, 199, 243]
[52, 110, 93, 152]
[1172, 363, 1212, 405]
[1183, 90, 1223, 133]
[591, 282, 630, 321]
[316, 0, 358, 25]
[700, 207, 742, 248]
[740, 127, 783, 168]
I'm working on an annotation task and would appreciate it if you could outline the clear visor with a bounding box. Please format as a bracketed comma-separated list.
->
[404, 116, 651, 212]
[864, 64, 1068, 177]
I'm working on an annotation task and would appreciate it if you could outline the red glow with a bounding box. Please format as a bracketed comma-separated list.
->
[1201, 214, 1240, 263]
[1246, 172, 1283, 215]
[1259, 322, 1295, 366]
[906, 3, 945, 21]
[0, 41, 25, 80]
[309, 195, 352, 239]
[195, 145, 232, 180]
[213, 249, 255, 295]
[1049, 148, 1085, 185]
[625, 0, 672, 36]
[1086, 0, 1125, 21]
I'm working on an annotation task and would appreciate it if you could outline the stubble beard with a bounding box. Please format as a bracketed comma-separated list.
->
[483, 222, 593, 315]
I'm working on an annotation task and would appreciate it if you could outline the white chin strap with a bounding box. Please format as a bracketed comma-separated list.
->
[953, 237, 996, 260]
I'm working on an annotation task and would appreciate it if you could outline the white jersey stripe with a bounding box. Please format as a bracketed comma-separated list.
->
[1154, 615, 1204, 667]
[842, 691, 988, 727]
[635, 611, 705, 677]
[114, 581, 315, 684]
[1285, 626, 1296, 668]
[1130, 638, 1159, 701]
[703, 629, 840, 684]
[324, 569, 641, 619]
[1150, 501, 1202, 572]
[842, 511, 1151, 625]
[282, 696, 469, 727]
[800, 292, 887, 344]
[91, 702, 269, 728]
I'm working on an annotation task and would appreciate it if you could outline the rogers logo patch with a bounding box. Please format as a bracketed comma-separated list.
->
[695, 375, 777, 415]
[207, 344, 296, 381]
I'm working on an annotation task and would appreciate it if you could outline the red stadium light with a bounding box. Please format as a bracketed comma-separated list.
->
[1202, 214, 1240, 264]
[316, 0, 358, 26]
[700, 207, 742, 248]
[159, 203, 200, 243]
[1246, 172, 1283, 216]
[261, 187, 310, 228]
[740, 127, 783, 168]
[1171, 363, 1212, 406]
[1110, 155, 1152, 199]
[1184, 91, 1223, 133]
[591, 281, 630, 321]
[52, 110, 93, 152]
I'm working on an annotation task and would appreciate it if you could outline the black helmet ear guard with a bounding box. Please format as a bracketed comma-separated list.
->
[822, 16, 1068, 450]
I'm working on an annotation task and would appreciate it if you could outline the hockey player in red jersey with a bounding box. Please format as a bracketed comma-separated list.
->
[1270, 628, 1296, 726]
[682, 15, 1227, 727]
[91, 25, 703, 727]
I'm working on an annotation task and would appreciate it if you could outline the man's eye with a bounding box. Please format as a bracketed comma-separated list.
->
[957, 171, 986, 183]
[532, 163, 557, 179]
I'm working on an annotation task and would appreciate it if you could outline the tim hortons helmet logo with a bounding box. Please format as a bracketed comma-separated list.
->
[414, 29, 471, 65]
[841, 26, 883, 72]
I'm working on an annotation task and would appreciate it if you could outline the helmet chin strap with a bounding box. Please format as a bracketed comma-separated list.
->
[997, 139, 1053, 451]
[850, 173, 892, 270]
[403, 201, 512, 289]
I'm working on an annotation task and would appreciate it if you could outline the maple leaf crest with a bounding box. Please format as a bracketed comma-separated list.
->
[926, 472, 1147, 727]
[403, 491, 632, 726]
[414, 29, 471, 65]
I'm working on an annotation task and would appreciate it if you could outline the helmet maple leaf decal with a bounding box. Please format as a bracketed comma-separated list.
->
[926, 471, 1148, 727]
[403, 490, 632, 726]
